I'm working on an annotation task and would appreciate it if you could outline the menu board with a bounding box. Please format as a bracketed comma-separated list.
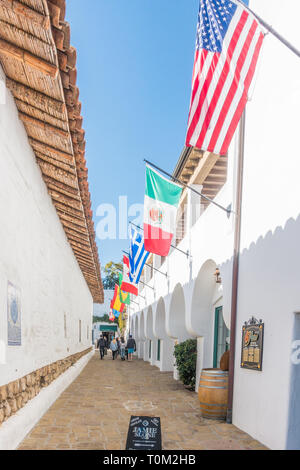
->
[241, 318, 264, 371]
[126, 416, 162, 450]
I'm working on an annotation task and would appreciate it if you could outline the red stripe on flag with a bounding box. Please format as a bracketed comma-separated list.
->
[220, 32, 264, 155]
[207, 19, 258, 152]
[120, 281, 138, 296]
[194, 11, 249, 150]
[186, 51, 220, 145]
[189, 50, 207, 116]
[144, 223, 173, 257]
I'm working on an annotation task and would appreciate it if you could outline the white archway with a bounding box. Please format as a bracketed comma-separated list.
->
[167, 283, 191, 342]
[154, 297, 174, 371]
[190, 259, 224, 391]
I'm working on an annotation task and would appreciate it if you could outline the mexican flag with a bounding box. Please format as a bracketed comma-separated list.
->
[120, 256, 138, 296]
[144, 165, 183, 256]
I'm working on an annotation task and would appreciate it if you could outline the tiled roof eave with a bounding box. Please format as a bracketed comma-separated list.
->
[0, 0, 103, 303]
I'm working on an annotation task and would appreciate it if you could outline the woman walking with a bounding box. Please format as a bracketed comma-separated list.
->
[120, 337, 126, 361]
[126, 335, 136, 362]
[110, 337, 118, 360]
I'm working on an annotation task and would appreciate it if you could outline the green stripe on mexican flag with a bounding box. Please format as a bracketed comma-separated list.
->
[144, 165, 183, 256]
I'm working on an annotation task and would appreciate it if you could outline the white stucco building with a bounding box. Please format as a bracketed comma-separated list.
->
[0, 0, 103, 446]
[128, 0, 300, 450]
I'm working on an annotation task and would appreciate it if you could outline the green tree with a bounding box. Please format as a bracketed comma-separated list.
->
[93, 314, 118, 325]
[102, 261, 122, 289]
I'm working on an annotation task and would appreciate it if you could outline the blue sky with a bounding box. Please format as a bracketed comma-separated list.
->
[66, 0, 200, 269]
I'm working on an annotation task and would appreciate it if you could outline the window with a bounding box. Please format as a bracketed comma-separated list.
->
[213, 307, 229, 368]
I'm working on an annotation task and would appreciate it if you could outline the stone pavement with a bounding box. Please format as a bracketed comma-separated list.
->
[18, 353, 267, 450]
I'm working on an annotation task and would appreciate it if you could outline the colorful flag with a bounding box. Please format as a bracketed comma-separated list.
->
[113, 309, 120, 319]
[119, 273, 131, 305]
[120, 256, 138, 296]
[186, 0, 264, 155]
[144, 165, 182, 256]
[119, 313, 124, 330]
[109, 308, 115, 322]
[129, 226, 150, 285]
[111, 285, 125, 313]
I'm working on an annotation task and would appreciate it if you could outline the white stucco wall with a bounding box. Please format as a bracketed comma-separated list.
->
[0, 67, 93, 386]
[232, 0, 300, 450]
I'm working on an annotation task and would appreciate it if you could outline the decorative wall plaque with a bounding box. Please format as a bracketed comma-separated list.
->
[241, 317, 264, 371]
[7, 282, 21, 346]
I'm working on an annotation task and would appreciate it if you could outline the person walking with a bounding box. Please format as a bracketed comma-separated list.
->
[116, 337, 121, 358]
[110, 337, 118, 360]
[126, 334, 136, 362]
[120, 337, 126, 361]
[97, 335, 106, 360]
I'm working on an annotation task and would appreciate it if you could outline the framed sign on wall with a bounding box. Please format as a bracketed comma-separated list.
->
[241, 317, 264, 371]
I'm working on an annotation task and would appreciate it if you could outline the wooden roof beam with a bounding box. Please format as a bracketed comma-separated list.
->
[29, 138, 73, 164]
[19, 111, 69, 138]
[0, 38, 58, 78]
[6, 78, 65, 115]
[35, 152, 75, 174]
[2, 0, 50, 28]
[48, 188, 82, 210]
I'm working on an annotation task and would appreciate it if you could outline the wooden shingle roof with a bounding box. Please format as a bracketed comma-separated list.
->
[0, 0, 103, 303]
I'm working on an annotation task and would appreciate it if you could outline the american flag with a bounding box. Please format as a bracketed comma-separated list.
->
[186, 0, 264, 155]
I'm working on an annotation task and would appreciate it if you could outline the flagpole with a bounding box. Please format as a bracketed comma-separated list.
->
[144, 159, 232, 216]
[130, 221, 190, 258]
[236, 0, 300, 59]
[226, 110, 246, 424]
[139, 280, 155, 291]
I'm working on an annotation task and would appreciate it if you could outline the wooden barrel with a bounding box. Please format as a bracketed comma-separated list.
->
[198, 369, 228, 420]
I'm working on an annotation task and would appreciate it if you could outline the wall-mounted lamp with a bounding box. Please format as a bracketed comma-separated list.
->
[214, 268, 222, 284]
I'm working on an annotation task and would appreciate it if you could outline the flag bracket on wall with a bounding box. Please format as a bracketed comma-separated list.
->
[144, 159, 232, 216]
[236, 0, 300, 58]
[123, 250, 168, 278]
[139, 279, 155, 291]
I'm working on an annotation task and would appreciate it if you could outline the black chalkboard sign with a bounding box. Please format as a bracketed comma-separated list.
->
[126, 416, 162, 450]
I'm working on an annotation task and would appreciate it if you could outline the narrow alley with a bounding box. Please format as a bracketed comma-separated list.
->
[18, 354, 267, 451]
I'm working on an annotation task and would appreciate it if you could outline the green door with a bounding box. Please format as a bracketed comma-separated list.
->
[213, 307, 230, 368]
[157, 339, 161, 361]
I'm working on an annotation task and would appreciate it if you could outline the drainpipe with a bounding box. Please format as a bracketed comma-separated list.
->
[226, 111, 246, 424]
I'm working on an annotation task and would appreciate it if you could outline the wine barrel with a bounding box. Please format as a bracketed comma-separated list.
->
[198, 369, 228, 420]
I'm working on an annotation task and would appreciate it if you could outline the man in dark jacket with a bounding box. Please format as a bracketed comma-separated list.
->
[97, 335, 106, 360]
[126, 335, 136, 362]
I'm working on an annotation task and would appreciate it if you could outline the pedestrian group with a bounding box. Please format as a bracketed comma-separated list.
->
[96, 334, 136, 362]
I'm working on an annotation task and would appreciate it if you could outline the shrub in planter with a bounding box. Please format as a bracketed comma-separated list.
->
[174, 339, 197, 391]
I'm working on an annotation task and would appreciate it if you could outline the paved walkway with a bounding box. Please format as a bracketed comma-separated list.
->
[18, 353, 267, 450]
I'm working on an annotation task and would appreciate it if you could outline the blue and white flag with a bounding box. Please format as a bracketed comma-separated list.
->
[129, 227, 150, 285]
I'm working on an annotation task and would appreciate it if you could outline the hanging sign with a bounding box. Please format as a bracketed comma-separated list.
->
[126, 416, 162, 450]
[241, 317, 264, 371]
